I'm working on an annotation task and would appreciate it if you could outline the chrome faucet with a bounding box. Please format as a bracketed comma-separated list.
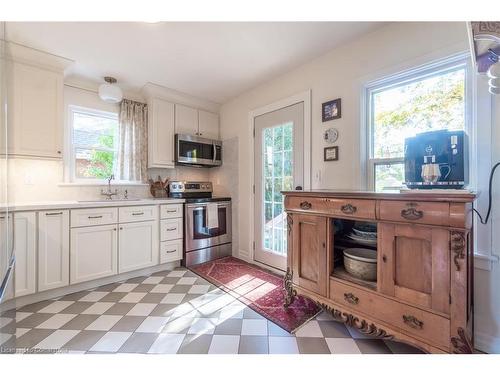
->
[101, 174, 118, 200]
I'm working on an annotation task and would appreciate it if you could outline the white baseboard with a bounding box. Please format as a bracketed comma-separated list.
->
[4, 261, 180, 311]
[475, 330, 500, 354]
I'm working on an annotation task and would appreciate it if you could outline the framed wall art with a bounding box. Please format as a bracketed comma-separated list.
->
[322, 98, 341, 121]
[324, 146, 339, 161]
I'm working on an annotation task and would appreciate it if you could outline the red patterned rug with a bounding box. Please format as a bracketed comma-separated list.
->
[190, 256, 321, 333]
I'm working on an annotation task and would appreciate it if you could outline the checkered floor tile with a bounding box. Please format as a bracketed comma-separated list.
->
[0, 267, 423, 354]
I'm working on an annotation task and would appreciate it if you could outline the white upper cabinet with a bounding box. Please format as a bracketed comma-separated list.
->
[198, 110, 219, 139]
[38, 210, 70, 292]
[175, 104, 199, 136]
[7, 62, 65, 159]
[148, 97, 175, 168]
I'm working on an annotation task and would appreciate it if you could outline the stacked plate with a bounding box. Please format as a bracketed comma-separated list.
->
[346, 223, 377, 246]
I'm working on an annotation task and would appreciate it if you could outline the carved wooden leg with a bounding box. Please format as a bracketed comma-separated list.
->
[451, 328, 474, 354]
[283, 268, 296, 308]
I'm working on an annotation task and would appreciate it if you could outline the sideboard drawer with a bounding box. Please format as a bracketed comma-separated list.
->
[329, 279, 450, 349]
[379, 201, 449, 226]
[119, 205, 158, 223]
[285, 196, 329, 214]
[160, 218, 183, 241]
[71, 207, 118, 227]
[325, 198, 376, 220]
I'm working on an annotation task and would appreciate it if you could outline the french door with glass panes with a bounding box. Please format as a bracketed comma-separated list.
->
[254, 102, 304, 270]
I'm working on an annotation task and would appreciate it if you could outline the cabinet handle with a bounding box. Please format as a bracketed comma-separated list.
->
[166, 250, 177, 254]
[166, 228, 176, 231]
[344, 292, 359, 305]
[400, 203, 423, 220]
[88, 215, 103, 219]
[113, 228, 117, 231]
[402, 315, 424, 330]
[119, 227, 123, 230]
[299, 201, 312, 210]
[57, 150, 62, 154]
[46, 212, 63, 216]
[132, 212, 144, 216]
[166, 210, 177, 213]
[340, 204, 357, 214]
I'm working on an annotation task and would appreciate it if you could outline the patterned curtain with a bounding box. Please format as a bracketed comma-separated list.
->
[117, 99, 148, 182]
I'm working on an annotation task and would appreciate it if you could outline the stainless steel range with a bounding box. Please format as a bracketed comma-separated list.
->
[169, 181, 232, 267]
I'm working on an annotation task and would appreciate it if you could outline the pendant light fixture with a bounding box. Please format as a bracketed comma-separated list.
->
[98, 76, 123, 103]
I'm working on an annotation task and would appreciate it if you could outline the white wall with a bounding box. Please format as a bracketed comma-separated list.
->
[219, 21, 500, 353]
[220, 21, 469, 260]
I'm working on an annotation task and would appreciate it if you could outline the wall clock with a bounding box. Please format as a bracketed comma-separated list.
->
[324, 128, 339, 143]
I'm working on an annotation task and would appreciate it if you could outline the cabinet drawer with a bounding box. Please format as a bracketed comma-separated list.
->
[285, 196, 375, 220]
[71, 207, 118, 227]
[325, 198, 375, 220]
[160, 218, 183, 241]
[160, 204, 183, 219]
[160, 239, 183, 263]
[329, 279, 450, 349]
[379, 201, 449, 226]
[119, 205, 158, 223]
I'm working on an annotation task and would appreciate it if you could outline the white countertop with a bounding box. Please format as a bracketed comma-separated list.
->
[3, 198, 185, 212]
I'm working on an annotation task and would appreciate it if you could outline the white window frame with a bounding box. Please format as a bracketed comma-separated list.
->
[364, 53, 473, 191]
[67, 105, 119, 184]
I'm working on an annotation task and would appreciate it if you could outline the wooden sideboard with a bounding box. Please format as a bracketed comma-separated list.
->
[282, 190, 475, 354]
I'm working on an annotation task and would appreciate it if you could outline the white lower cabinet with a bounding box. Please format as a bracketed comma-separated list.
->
[38, 210, 70, 292]
[14, 212, 37, 297]
[70, 224, 118, 284]
[119, 220, 158, 273]
[160, 239, 183, 263]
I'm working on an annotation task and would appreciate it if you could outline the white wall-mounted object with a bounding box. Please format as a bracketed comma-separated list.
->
[38, 210, 70, 292]
[98, 76, 123, 103]
[13, 212, 36, 297]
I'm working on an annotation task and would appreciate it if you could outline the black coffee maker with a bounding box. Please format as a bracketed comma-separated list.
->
[404, 130, 468, 189]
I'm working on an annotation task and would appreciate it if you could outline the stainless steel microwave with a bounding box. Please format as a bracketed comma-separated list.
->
[175, 134, 222, 167]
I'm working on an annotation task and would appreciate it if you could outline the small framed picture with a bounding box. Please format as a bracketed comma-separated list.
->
[322, 98, 341, 122]
[324, 146, 339, 161]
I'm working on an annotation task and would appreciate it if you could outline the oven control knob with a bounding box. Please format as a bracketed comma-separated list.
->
[172, 184, 177, 189]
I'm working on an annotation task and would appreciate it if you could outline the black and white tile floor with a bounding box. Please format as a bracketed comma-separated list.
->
[0, 267, 423, 354]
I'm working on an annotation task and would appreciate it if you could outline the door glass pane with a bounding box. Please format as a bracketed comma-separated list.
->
[262, 122, 293, 255]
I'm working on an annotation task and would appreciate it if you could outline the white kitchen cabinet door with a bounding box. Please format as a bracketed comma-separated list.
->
[198, 110, 219, 139]
[119, 221, 158, 273]
[38, 210, 69, 291]
[8, 62, 63, 158]
[175, 104, 198, 136]
[160, 239, 183, 263]
[148, 97, 175, 168]
[70, 224, 118, 284]
[14, 212, 37, 297]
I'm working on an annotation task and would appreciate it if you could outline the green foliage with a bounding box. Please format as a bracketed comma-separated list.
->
[84, 131, 115, 179]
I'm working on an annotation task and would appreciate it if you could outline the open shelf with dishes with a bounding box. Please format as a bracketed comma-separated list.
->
[331, 218, 378, 291]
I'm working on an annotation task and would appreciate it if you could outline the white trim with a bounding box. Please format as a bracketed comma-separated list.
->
[474, 329, 500, 354]
[362, 52, 472, 191]
[246, 90, 312, 264]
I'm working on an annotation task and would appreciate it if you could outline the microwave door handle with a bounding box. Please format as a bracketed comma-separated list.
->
[213, 143, 216, 162]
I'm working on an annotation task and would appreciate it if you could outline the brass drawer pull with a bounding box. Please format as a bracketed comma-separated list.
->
[400, 203, 423, 220]
[88, 215, 103, 219]
[344, 292, 359, 305]
[341, 204, 357, 214]
[403, 314, 424, 330]
[299, 201, 312, 210]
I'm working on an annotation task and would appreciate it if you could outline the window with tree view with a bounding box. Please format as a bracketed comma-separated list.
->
[70, 106, 118, 181]
[368, 59, 467, 191]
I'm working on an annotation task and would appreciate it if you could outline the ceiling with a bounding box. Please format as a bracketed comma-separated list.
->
[6, 22, 385, 104]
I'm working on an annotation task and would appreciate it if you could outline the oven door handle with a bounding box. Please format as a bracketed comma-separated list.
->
[186, 203, 230, 209]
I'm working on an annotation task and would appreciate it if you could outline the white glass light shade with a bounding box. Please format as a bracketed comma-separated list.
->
[487, 62, 500, 79]
[98, 83, 123, 103]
